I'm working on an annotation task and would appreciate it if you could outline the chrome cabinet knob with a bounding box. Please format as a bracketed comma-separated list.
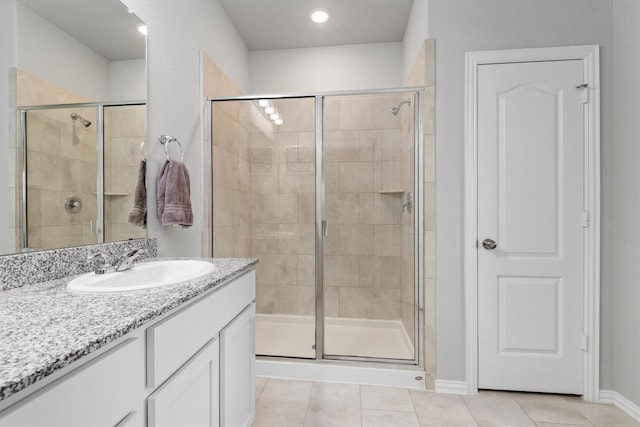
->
[482, 239, 497, 250]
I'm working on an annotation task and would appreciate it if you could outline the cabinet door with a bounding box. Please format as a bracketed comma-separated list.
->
[220, 303, 256, 427]
[148, 338, 220, 427]
[0, 338, 144, 427]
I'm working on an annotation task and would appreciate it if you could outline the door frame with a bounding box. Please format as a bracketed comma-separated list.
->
[463, 45, 600, 400]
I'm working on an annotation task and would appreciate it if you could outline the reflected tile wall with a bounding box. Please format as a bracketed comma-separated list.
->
[104, 105, 147, 243]
[25, 107, 99, 250]
[18, 70, 146, 251]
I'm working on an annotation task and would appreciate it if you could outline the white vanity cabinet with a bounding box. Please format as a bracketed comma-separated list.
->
[146, 269, 256, 427]
[0, 268, 256, 427]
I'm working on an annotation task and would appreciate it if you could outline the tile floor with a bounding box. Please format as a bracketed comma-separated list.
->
[253, 377, 640, 427]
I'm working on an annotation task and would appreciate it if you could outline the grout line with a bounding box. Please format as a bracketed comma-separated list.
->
[460, 393, 482, 427]
[511, 395, 541, 426]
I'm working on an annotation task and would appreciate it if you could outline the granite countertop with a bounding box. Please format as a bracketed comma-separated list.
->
[0, 257, 257, 402]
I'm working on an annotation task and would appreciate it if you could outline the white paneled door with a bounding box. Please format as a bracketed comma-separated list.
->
[477, 60, 585, 394]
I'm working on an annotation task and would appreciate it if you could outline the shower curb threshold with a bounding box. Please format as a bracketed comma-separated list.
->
[256, 359, 426, 389]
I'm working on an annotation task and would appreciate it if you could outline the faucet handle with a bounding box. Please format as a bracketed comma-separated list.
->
[87, 250, 115, 275]
[87, 249, 109, 264]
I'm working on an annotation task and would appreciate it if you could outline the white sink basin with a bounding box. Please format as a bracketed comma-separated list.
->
[67, 260, 217, 294]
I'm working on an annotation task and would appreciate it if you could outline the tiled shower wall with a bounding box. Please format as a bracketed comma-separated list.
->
[25, 107, 99, 250]
[321, 95, 412, 321]
[249, 98, 316, 316]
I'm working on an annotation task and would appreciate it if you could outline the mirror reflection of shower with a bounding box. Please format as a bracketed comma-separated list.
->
[391, 99, 411, 116]
[70, 112, 92, 127]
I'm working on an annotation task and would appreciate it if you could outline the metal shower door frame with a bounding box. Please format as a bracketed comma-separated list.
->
[208, 87, 425, 368]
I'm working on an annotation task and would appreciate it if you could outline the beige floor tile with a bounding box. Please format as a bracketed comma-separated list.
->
[410, 390, 478, 426]
[463, 391, 536, 426]
[362, 409, 420, 427]
[570, 401, 640, 426]
[304, 382, 361, 427]
[361, 385, 415, 412]
[510, 392, 591, 425]
[253, 379, 312, 427]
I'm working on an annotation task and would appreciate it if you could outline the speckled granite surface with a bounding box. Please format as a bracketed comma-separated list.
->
[0, 239, 157, 291]
[0, 256, 257, 402]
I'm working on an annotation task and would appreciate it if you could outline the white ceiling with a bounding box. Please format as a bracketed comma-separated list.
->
[18, 0, 414, 59]
[19, 0, 145, 61]
[219, 0, 415, 51]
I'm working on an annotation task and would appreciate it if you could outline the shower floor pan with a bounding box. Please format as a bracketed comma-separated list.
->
[256, 314, 414, 360]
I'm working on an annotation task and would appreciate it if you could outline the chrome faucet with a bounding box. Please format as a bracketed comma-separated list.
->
[87, 248, 146, 275]
[114, 248, 146, 272]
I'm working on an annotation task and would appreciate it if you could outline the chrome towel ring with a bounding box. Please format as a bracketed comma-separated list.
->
[158, 135, 185, 162]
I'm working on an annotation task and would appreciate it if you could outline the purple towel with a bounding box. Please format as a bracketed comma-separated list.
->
[157, 160, 193, 227]
[127, 159, 147, 228]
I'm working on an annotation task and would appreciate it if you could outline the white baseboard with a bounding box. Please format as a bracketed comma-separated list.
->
[435, 380, 471, 394]
[599, 389, 640, 422]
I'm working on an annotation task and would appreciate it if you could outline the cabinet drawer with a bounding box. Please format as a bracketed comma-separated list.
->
[147, 270, 255, 387]
[0, 338, 144, 427]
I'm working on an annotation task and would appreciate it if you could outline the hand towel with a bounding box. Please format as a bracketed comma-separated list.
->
[157, 159, 193, 227]
[127, 159, 147, 228]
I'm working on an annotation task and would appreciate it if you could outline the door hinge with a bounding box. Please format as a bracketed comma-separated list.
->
[582, 211, 590, 228]
[582, 334, 589, 352]
[576, 83, 589, 104]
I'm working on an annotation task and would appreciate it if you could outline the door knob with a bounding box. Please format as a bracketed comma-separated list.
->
[482, 239, 497, 250]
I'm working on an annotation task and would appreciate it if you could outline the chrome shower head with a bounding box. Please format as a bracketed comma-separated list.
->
[70, 112, 91, 127]
[391, 99, 411, 116]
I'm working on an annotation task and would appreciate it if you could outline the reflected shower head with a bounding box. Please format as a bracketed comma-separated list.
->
[70, 112, 91, 127]
[391, 100, 411, 116]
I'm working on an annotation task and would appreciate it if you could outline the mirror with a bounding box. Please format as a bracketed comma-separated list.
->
[6, 0, 147, 255]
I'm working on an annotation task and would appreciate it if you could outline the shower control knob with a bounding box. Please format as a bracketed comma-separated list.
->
[482, 239, 497, 250]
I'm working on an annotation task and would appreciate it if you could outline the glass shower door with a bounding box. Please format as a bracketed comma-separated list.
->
[211, 97, 317, 358]
[321, 92, 418, 361]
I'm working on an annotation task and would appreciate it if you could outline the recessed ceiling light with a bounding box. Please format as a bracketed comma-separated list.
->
[137, 24, 148, 35]
[309, 9, 330, 24]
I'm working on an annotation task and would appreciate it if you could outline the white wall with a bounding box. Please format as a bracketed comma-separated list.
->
[0, 1, 17, 255]
[612, 0, 640, 407]
[121, 0, 249, 257]
[427, 0, 614, 383]
[249, 42, 403, 93]
[109, 59, 146, 101]
[16, 1, 110, 101]
[402, 0, 429, 81]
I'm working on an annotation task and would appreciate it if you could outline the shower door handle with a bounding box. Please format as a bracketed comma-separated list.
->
[322, 220, 328, 236]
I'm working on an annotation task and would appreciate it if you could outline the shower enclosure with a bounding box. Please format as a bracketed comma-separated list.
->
[18, 101, 146, 251]
[209, 89, 423, 367]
